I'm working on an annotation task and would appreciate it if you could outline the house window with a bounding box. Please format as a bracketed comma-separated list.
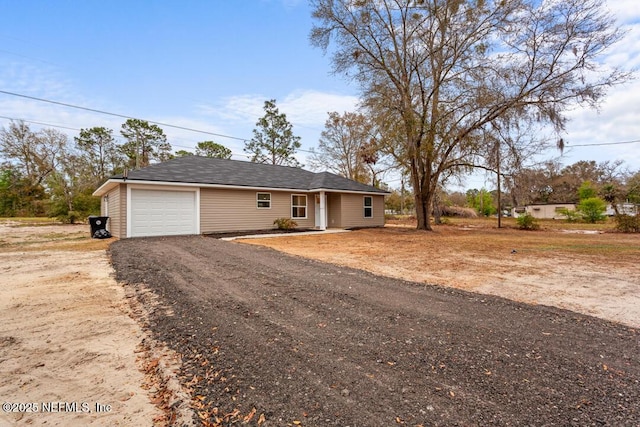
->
[364, 196, 373, 218]
[291, 195, 307, 219]
[257, 192, 271, 209]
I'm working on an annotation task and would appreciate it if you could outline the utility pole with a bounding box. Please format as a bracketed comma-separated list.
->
[400, 175, 405, 215]
[497, 142, 502, 228]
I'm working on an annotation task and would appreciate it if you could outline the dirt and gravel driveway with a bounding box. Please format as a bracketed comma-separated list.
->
[110, 235, 640, 427]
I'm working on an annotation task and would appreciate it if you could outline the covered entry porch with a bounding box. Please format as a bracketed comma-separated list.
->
[312, 191, 384, 230]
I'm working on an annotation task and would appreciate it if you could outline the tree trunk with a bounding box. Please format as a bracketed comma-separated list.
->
[411, 158, 435, 231]
[414, 193, 431, 230]
[413, 179, 433, 231]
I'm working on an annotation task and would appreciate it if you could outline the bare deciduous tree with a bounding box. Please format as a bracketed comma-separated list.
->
[0, 120, 66, 187]
[311, 111, 378, 184]
[310, 0, 630, 230]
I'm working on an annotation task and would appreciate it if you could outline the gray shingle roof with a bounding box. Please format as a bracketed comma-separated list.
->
[110, 156, 388, 194]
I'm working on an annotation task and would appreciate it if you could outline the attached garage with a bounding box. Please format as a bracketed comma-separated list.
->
[128, 188, 199, 237]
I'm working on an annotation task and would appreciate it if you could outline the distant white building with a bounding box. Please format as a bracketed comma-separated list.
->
[512, 203, 576, 219]
[605, 203, 639, 216]
[513, 202, 639, 219]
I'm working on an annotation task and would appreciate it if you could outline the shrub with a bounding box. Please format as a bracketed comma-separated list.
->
[578, 181, 598, 200]
[516, 213, 539, 230]
[577, 197, 607, 223]
[466, 188, 496, 217]
[273, 217, 298, 230]
[441, 206, 478, 218]
[55, 210, 82, 224]
[557, 208, 581, 223]
[614, 214, 640, 233]
[67, 211, 81, 224]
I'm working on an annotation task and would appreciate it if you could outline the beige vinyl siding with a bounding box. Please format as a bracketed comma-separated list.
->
[371, 195, 385, 226]
[339, 194, 385, 228]
[102, 184, 126, 238]
[200, 188, 315, 233]
[119, 184, 127, 237]
[327, 193, 342, 228]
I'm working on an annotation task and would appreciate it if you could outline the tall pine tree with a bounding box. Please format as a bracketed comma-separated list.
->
[244, 100, 301, 167]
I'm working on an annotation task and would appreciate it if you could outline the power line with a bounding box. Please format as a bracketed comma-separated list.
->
[0, 89, 250, 142]
[0, 114, 200, 151]
[3, 88, 638, 157]
[0, 92, 320, 159]
[3, 89, 638, 150]
[0, 114, 254, 160]
[0, 89, 322, 155]
[0, 113, 316, 158]
[569, 139, 640, 147]
[0, 115, 80, 132]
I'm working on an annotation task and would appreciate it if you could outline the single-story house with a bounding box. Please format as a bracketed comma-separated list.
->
[92, 156, 390, 238]
[512, 203, 576, 219]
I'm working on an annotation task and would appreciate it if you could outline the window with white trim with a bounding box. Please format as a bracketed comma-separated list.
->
[291, 195, 307, 219]
[257, 192, 271, 209]
[364, 196, 373, 218]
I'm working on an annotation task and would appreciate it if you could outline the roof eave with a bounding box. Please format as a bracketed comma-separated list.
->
[310, 187, 391, 196]
[93, 179, 391, 196]
[93, 179, 123, 196]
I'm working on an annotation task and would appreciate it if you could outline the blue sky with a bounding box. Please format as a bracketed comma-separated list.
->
[0, 0, 639, 190]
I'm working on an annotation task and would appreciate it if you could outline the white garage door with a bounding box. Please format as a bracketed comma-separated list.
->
[130, 189, 197, 237]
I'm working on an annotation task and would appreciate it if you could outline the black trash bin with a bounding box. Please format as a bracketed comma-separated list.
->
[89, 216, 111, 239]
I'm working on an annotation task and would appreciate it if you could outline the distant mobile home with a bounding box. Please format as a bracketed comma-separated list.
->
[512, 204, 576, 220]
[513, 202, 639, 220]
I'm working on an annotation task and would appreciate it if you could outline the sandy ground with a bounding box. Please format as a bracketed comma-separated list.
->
[243, 223, 640, 329]
[0, 222, 163, 426]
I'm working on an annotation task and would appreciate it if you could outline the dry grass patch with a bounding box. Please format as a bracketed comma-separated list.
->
[0, 221, 112, 252]
[241, 223, 640, 328]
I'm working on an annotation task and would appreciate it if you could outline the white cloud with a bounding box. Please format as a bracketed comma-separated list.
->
[562, 77, 640, 169]
[150, 115, 249, 155]
[280, 0, 303, 8]
[0, 61, 84, 106]
[193, 90, 360, 155]
[197, 90, 359, 127]
[555, 3, 640, 171]
[607, 1, 640, 25]
[0, 60, 126, 140]
[279, 90, 360, 126]
[196, 95, 265, 124]
[603, 23, 640, 69]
